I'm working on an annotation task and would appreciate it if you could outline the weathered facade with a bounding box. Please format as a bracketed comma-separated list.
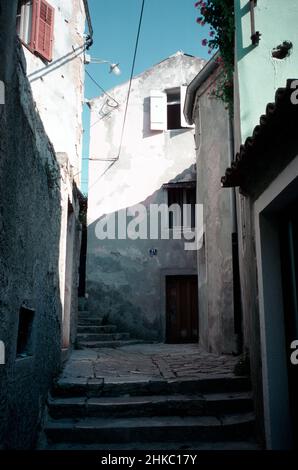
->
[19, 0, 86, 182]
[221, 0, 298, 449]
[184, 56, 238, 355]
[0, 0, 87, 449]
[87, 52, 205, 341]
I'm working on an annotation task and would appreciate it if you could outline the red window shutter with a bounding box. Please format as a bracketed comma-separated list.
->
[31, 0, 55, 62]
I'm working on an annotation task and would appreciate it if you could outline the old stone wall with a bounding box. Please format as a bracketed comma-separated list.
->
[0, 1, 71, 449]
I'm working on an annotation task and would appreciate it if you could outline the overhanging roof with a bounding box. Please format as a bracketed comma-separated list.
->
[221, 79, 298, 195]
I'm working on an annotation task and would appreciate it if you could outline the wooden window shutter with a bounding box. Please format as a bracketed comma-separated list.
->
[32, 0, 55, 62]
[150, 90, 167, 131]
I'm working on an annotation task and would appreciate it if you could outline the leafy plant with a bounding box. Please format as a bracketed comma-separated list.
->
[195, 0, 234, 110]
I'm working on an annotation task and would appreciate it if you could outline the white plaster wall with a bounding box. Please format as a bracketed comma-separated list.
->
[87, 53, 205, 340]
[22, 0, 85, 183]
[88, 52, 205, 224]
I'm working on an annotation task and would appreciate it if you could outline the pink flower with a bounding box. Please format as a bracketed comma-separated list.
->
[196, 17, 203, 24]
[209, 30, 215, 37]
[202, 39, 208, 46]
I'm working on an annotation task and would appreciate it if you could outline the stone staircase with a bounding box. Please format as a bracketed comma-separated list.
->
[42, 375, 257, 449]
[76, 300, 138, 349]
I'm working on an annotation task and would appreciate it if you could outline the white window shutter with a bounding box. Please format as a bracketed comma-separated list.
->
[180, 85, 194, 128]
[150, 90, 167, 130]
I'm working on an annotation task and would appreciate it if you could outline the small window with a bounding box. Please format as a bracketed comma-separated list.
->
[16, 1, 33, 45]
[167, 88, 182, 130]
[16, 0, 55, 62]
[167, 185, 196, 228]
[150, 86, 192, 131]
[16, 306, 35, 358]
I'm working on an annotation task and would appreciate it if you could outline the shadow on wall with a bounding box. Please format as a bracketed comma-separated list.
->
[86, 165, 198, 341]
[0, 5, 64, 449]
[236, 1, 256, 61]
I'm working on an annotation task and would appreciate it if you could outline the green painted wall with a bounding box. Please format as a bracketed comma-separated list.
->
[235, 0, 298, 142]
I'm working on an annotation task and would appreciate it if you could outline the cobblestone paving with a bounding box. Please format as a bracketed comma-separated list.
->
[61, 344, 238, 383]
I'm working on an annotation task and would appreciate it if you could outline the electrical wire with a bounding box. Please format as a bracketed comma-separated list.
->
[85, 69, 119, 106]
[117, 0, 146, 160]
[88, 0, 146, 193]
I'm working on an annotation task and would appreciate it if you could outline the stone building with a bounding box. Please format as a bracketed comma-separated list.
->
[184, 55, 239, 355]
[87, 52, 205, 342]
[222, 0, 298, 449]
[0, 0, 90, 448]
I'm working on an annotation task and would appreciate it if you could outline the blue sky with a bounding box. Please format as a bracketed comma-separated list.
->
[81, 0, 210, 193]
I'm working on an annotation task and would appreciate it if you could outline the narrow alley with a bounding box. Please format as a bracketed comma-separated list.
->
[1, 0, 298, 461]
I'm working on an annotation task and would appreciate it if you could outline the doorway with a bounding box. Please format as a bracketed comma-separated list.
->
[279, 199, 298, 446]
[255, 158, 298, 449]
[166, 275, 198, 343]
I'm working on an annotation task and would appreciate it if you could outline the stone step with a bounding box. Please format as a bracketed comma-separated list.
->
[52, 376, 251, 398]
[45, 413, 255, 444]
[77, 325, 117, 334]
[78, 318, 104, 326]
[48, 392, 253, 420]
[44, 439, 260, 450]
[77, 333, 130, 342]
[76, 339, 143, 350]
[78, 312, 104, 320]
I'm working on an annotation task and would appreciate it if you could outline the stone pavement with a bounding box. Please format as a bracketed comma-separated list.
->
[61, 343, 238, 383]
[42, 344, 258, 450]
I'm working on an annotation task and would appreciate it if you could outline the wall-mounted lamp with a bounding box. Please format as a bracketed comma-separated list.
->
[84, 54, 121, 76]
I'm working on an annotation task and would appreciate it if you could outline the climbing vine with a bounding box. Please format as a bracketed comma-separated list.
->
[195, 0, 235, 110]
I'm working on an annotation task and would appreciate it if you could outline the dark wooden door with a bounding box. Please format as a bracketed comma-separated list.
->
[166, 275, 198, 343]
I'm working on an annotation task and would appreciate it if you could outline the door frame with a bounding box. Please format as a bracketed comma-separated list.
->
[160, 268, 198, 343]
[254, 155, 298, 449]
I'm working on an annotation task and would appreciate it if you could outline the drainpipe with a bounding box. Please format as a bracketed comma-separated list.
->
[229, 107, 243, 355]
[82, 0, 94, 49]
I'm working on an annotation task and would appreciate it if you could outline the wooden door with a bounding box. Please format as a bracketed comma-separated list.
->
[166, 275, 198, 343]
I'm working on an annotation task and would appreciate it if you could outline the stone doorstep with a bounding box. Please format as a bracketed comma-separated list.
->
[45, 413, 256, 444]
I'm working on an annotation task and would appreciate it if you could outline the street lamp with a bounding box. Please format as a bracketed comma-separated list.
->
[84, 54, 121, 76]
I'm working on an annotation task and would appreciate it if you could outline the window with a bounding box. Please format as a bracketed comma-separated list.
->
[165, 183, 196, 228]
[150, 86, 193, 131]
[167, 88, 182, 130]
[16, 1, 33, 45]
[16, 306, 35, 358]
[16, 0, 55, 62]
